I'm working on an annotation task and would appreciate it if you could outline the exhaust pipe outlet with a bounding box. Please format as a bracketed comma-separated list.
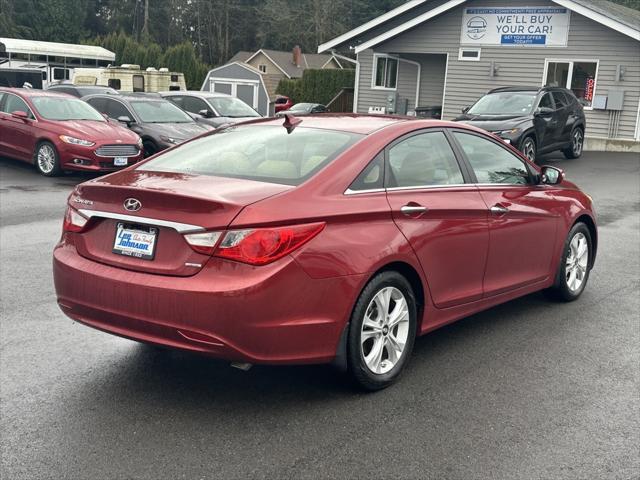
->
[230, 362, 253, 371]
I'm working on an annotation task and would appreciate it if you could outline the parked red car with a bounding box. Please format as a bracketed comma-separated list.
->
[274, 95, 293, 113]
[0, 88, 143, 176]
[53, 115, 597, 390]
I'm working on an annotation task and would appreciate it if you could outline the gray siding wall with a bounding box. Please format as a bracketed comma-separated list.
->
[355, 0, 640, 139]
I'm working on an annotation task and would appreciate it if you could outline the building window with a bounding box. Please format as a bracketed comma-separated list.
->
[258, 64, 267, 73]
[373, 55, 398, 89]
[544, 60, 598, 108]
[458, 48, 481, 61]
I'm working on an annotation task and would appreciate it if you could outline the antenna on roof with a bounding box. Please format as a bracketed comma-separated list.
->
[282, 114, 302, 134]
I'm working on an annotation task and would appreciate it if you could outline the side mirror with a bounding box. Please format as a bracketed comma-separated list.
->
[540, 165, 564, 185]
[117, 115, 133, 126]
[11, 110, 30, 120]
[535, 107, 554, 117]
[462, 106, 470, 114]
[198, 109, 214, 118]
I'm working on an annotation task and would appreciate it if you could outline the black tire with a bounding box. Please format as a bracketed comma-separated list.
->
[34, 141, 62, 177]
[520, 136, 537, 163]
[562, 127, 584, 159]
[347, 271, 417, 391]
[546, 222, 592, 302]
[143, 140, 159, 158]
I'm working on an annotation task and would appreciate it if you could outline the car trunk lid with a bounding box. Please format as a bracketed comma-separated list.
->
[71, 170, 292, 276]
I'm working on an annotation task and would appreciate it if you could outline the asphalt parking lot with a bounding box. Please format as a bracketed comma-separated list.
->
[1, 151, 638, 480]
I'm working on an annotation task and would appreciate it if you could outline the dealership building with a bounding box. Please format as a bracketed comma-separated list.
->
[319, 0, 640, 150]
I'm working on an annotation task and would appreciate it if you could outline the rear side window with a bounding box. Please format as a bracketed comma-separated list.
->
[453, 132, 530, 185]
[386, 131, 463, 188]
[108, 79, 121, 90]
[349, 153, 384, 191]
[139, 125, 362, 186]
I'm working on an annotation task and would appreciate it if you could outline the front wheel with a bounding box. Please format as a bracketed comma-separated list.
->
[34, 141, 62, 177]
[520, 136, 537, 163]
[563, 127, 584, 159]
[347, 271, 417, 391]
[547, 223, 592, 301]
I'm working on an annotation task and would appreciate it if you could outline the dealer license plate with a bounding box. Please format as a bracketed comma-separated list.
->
[114, 156, 128, 166]
[113, 223, 158, 260]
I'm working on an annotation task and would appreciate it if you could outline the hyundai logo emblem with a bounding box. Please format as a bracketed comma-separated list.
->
[123, 198, 142, 212]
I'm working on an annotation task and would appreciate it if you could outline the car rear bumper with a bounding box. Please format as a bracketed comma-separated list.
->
[58, 143, 143, 172]
[53, 237, 364, 364]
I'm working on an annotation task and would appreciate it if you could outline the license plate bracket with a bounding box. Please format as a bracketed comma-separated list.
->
[112, 223, 158, 260]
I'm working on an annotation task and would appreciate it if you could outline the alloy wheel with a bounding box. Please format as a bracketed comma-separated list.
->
[522, 138, 536, 162]
[37, 144, 56, 174]
[360, 287, 410, 374]
[565, 232, 589, 292]
[572, 129, 583, 157]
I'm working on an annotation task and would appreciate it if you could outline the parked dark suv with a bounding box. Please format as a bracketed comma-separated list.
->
[83, 93, 212, 156]
[454, 86, 586, 162]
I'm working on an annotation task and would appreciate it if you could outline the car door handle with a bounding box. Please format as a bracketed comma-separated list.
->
[401, 204, 428, 216]
[489, 204, 509, 215]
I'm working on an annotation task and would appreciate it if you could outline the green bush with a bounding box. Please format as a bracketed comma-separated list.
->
[276, 69, 355, 105]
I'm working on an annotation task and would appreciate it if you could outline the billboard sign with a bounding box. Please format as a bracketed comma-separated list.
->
[460, 7, 570, 47]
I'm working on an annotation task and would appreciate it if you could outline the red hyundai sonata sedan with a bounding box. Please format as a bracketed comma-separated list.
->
[0, 88, 143, 176]
[53, 115, 597, 390]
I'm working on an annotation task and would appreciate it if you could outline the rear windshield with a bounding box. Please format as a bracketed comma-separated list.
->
[32, 96, 105, 121]
[209, 97, 259, 118]
[138, 125, 361, 186]
[130, 100, 194, 123]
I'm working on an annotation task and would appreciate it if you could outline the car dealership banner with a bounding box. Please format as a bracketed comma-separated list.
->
[460, 7, 570, 46]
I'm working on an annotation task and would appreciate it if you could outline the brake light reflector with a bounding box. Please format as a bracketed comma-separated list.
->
[216, 223, 325, 266]
[63, 206, 88, 233]
[183, 231, 222, 255]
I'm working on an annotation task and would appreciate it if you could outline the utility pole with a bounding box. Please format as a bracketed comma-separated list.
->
[141, 0, 150, 39]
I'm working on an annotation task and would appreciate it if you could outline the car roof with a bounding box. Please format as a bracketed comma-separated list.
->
[0, 87, 73, 98]
[488, 86, 572, 94]
[83, 93, 166, 103]
[488, 86, 542, 94]
[159, 90, 232, 99]
[49, 84, 115, 90]
[236, 114, 422, 135]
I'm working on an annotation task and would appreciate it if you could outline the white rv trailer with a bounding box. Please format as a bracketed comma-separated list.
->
[0, 37, 115, 88]
[73, 65, 186, 92]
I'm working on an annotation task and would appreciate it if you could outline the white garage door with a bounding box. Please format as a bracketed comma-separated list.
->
[209, 77, 259, 109]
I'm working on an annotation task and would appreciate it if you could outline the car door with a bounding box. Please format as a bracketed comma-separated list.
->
[551, 90, 571, 145]
[183, 96, 213, 117]
[384, 129, 489, 308]
[0, 93, 37, 160]
[451, 130, 559, 297]
[533, 92, 559, 151]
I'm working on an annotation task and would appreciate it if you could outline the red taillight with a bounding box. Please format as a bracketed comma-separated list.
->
[214, 223, 325, 266]
[63, 206, 88, 233]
